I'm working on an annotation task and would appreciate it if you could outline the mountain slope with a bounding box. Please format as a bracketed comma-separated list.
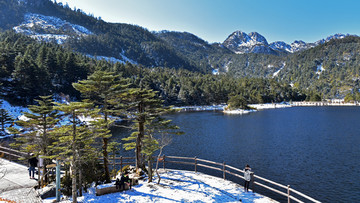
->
[222, 31, 278, 55]
[277, 36, 360, 98]
[154, 31, 232, 72]
[3, 0, 360, 100]
[7, 0, 199, 71]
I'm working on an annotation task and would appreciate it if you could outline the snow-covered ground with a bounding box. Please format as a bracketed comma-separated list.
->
[13, 13, 92, 44]
[43, 169, 277, 203]
[248, 103, 292, 110]
[0, 99, 29, 138]
[223, 109, 255, 115]
[173, 105, 226, 112]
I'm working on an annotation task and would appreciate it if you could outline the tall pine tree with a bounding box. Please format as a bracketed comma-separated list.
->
[122, 88, 169, 171]
[51, 101, 96, 203]
[9, 95, 59, 186]
[0, 101, 13, 134]
[72, 70, 129, 183]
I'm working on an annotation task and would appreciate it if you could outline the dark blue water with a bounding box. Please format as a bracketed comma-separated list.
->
[114, 107, 360, 202]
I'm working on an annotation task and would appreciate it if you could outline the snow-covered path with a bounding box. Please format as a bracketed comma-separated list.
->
[45, 169, 277, 203]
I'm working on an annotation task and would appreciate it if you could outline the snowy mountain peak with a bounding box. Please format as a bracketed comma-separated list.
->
[223, 29, 357, 55]
[13, 13, 92, 44]
[248, 32, 268, 45]
[223, 31, 273, 54]
[225, 30, 251, 45]
[269, 41, 292, 53]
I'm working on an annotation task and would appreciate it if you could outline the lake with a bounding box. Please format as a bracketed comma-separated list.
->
[113, 107, 360, 202]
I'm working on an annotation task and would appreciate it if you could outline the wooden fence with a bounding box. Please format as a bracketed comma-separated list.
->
[0, 147, 320, 203]
[105, 155, 320, 203]
[0, 145, 28, 165]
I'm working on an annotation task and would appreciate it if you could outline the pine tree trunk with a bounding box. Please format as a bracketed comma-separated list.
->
[148, 158, 153, 183]
[155, 149, 163, 184]
[71, 159, 77, 203]
[71, 112, 77, 203]
[41, 159, 48, 187]
[136, 116, 145, 170]
[103, 137, 111, 183]
[78, 168, 83, 197]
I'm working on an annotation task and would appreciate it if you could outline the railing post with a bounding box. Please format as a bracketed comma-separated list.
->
[120, 156, 123, 171]
[162, 155, 165, 170]
[287, 185, 291, 203]
[194, 156, 197, 173]
[56, 159, 61, 202]
[223, 162, 226, 180]
[251, 172, 255, 193]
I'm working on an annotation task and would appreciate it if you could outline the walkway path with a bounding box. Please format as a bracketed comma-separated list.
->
[0, 158, 42, 202]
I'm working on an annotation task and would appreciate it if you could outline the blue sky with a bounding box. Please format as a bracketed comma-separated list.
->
[55, 0, 360, 44]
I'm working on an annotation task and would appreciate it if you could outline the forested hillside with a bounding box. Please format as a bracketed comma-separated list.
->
[2, 0, 360, 101]
[0, 31, 305, 106]
[278, 36, 360, 99]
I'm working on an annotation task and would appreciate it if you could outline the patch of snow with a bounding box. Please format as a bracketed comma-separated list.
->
[88, 55, 127, 64]
[272, 62, 286, 77]
[269, 41, 293, 53]
[43, 169, 277, 203]
[86, 52, 137, 65]
[0, 99, 29, 121]
[315, 63, 325, 79]
[223, 109, 254, 115]
[30, 34, 69, 44]
[212, 69, 220, 75]
[249, 103, 292, 110]
[119, 51, 138, 64]
[13, 13, 92, 44]
[173, 105, 226, 112]
[0, 99, 30, 139]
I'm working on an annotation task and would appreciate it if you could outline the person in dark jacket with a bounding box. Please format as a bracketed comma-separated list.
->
[116, 173, 131, 190]
[28, 153, 38, 179]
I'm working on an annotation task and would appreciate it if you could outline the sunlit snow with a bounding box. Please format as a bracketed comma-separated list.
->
[44, 169, 277, 203]
[272, 62, 286, 77]
[315, 63, 325, 79]
[13, 13, 92, 44]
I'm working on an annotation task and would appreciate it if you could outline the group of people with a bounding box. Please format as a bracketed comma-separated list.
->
[115, 172, 132, 190]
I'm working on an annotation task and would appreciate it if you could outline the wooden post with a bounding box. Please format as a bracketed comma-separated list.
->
[162, 155, 165, 170]
[194, 157, 197, 173]
[113, 154, 115, 176]
[250, 172, 255, 193]
[56, 159, 60, 202]
[287, 185, 291, 203]
[120, 156, 123, 172]
[223, 162, 226, 180]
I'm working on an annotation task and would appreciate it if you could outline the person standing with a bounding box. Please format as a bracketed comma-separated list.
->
[28, 153, 38, 179]
[244, 164, 252, 192]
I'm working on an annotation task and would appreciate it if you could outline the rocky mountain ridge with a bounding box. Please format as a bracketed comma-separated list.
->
[223, 31, 354, 54]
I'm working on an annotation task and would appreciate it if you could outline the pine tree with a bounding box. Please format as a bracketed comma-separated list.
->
[142, 117, 182, 183]
[0, 101, 13, 134]
[122, 88, 169, 171]
[51, 101, 96, 203]
[72, 70, 129, 183]
[9, 95, 59, 186]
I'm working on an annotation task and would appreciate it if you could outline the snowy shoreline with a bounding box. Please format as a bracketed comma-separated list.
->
[175, 102, 360, 115]
[43, 169, 278, 203]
